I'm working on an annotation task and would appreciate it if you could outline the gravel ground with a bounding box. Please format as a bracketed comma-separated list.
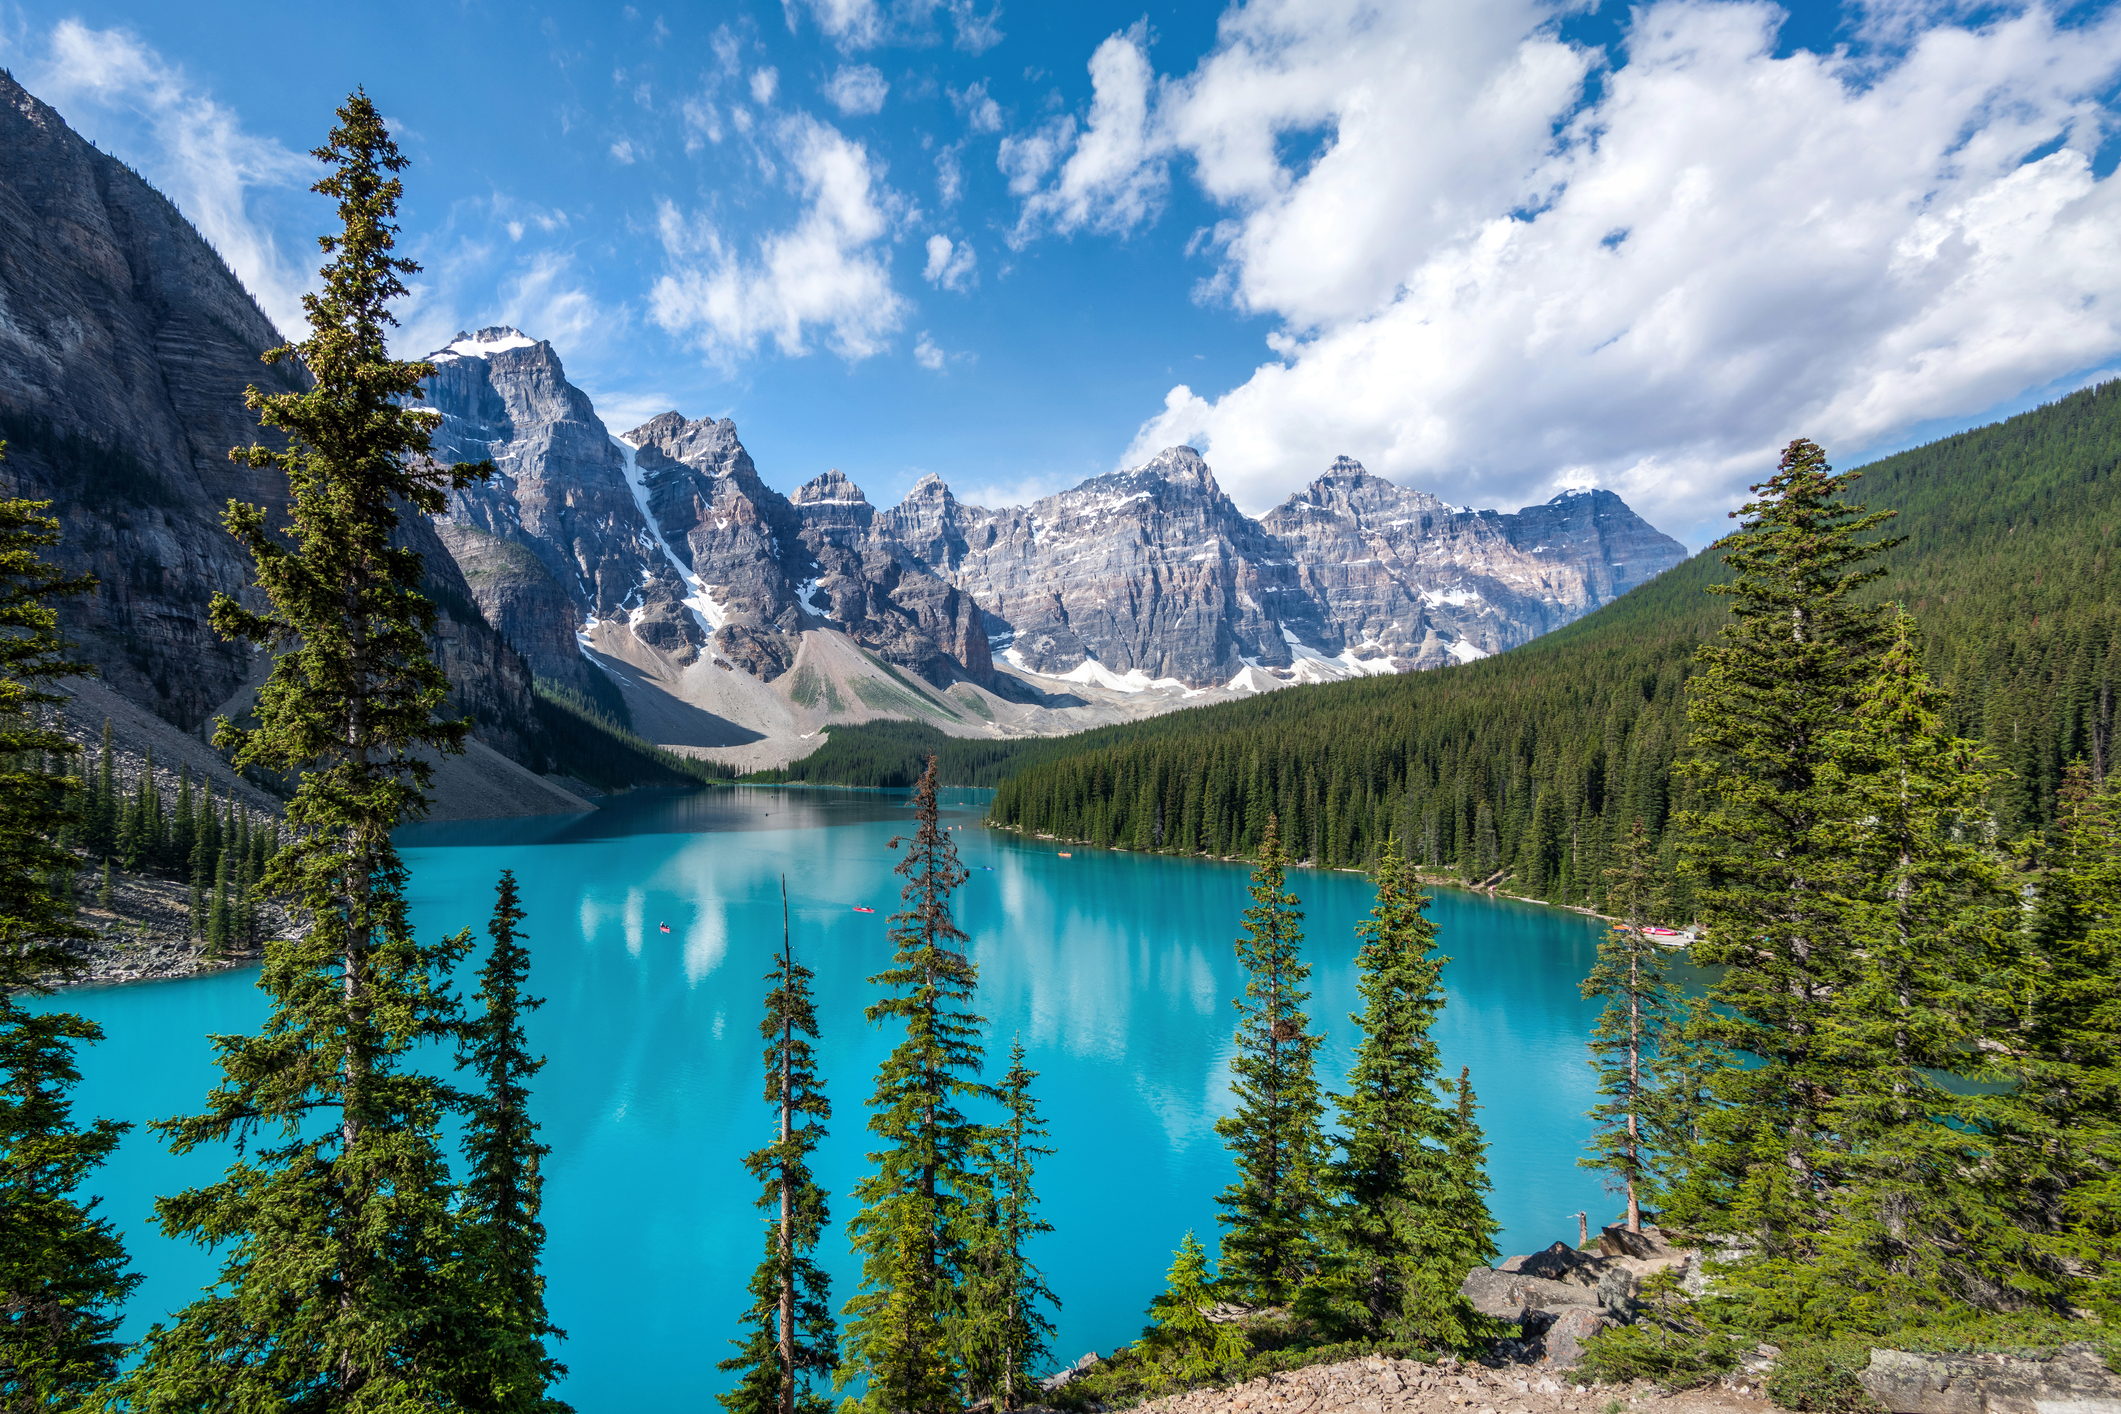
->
[1107, 1356, 1777, 1414]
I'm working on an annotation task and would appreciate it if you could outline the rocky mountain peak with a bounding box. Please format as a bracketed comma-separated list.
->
[432, 327, 543, 361]
[627, 411, 754, 479]
[793, 468, 870, 505]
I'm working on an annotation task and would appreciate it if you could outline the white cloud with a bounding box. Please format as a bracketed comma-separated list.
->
[610, 138, 638, 164]
[784, 0, 885, 50]
[947, 0, 1005, 55]
[17, 20, 321, 335]
[823, 63, 890, 116]
[915, 331, 947, 370]
[750, 66, 780, 105]
[950, 79, 1004, 133]
[650, 113, 910, 363]
[1057, 0, 2121, 543]
[935, 142, 965, 205]
[683, 97, 724, 150]
[922, 234, 977, 291]
[1007, 22, 1167, 242]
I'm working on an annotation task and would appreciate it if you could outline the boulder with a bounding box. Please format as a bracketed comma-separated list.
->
[1544, 1308, 1612, 1370]
[1859, 1343, 2121, 1414]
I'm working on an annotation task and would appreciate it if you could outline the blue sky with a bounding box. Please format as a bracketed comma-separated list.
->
[7, 0, 2121, 546]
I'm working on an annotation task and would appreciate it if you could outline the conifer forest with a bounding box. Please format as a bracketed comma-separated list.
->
[10, 56, 2121, 1414]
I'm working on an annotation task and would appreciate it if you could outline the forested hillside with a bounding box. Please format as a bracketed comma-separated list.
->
[982, 379, 2121, 914]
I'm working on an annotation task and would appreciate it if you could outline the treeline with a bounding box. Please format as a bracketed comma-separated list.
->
[60, 721, 280, 953]
[743, 718, 1077, 789]
[987, 378, 2121, 917]
[534, 681, 737, 789]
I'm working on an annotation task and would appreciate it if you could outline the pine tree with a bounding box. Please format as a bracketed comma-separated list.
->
[1136, 1234, 1248, 1396]
[0, 999, 142, 1408]
[1580, 822, 1684, 1233]
[0, 444, 131, 1405]
[842, 756, 985, 1414]
[1215, 814, 1327, 1307]
[959, 1039, 1056, 1410]
[1776, 609, 2035, 1327]
[1305, 837, 1493, 1346]
[110, 90, 495, 1406]
[1439, 1068, 1501, 1280]
[88, 718, 115, 862]
[451, 871, 568, 1412]
[205, 846, 230, 958]
[97, 857, 112, 913]
[1993, 765, 2121, 1319]
[1669, 437, 1900, 1259]
[721, 877, 836, 1414]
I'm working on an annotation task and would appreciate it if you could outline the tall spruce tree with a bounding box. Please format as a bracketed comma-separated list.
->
[1305, 836, 1484, 1345]
[842, 757, 985, 1414]
[959, 1039, 1056, 1411]
[451, 871, 567, 1412]
[1215, 814, 1327, 1307]
[0, 448, 136, 1408]
[1779, 609, 2035, 1327]
[1995, 764, 2121, 1319]
[1669, 437, 1899, 1259]
[1580, 822, 1684, 1234]
[110, 90, 496, 1407]
[722, 878, 836, 1414]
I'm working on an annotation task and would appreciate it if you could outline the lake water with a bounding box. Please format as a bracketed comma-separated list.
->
[42, 785, 1677, 1410]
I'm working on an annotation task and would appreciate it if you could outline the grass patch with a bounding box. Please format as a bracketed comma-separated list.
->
[788, 665, 824, 708]
[952, 686, 994, 720]
[858, 650, 963, 722]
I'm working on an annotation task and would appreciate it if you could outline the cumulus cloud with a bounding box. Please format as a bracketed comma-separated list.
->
[16, 20, 321, 335]
[823, 63, 890, 115]
[1006, 21, 1167, 242]
[750, 66, 780, 105]
[1018, 0, 2121, 543]
[650, 113, 909, 363]
[922, 234, 977, 291]
[914, 331, 947, 370]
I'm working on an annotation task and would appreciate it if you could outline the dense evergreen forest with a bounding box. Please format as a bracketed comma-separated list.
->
[979, 380, 2121, 917]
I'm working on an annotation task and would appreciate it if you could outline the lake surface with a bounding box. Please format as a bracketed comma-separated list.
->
[44, 785, 1682, 1410]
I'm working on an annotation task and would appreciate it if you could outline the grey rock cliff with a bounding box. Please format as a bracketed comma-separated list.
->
[0, 72, 544, 761]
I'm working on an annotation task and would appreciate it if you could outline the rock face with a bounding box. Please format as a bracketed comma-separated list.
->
[1860, 1345, 2121, 1414]
[0, 74, 545, 761]
[1261, 458, 1682, 668]
[418, 334, 1686, 709]
[422, 329, 689, 690]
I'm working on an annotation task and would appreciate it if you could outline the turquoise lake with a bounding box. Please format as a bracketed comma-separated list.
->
[42, 785, 1679, 1410]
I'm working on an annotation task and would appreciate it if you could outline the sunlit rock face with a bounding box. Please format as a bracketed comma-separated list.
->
[415, 331, 1684, 698]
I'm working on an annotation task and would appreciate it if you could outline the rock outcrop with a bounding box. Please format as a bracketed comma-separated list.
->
[1860, 1344, 2121, 1414]
[0, 73, 546, 762]
[1462, 1228, 1695, 1369]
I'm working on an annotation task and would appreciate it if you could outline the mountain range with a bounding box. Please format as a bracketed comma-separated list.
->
[419, 326, 1686, 768]
[0, 69, 1688, 799]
